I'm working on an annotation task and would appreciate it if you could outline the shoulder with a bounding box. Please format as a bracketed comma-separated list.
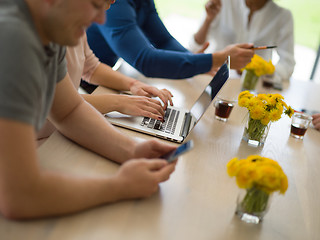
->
[0, 16, 43, 62]
[0, 1, 41, 49]
[0, 14, 48, 87]
[269, 1, 293, 20]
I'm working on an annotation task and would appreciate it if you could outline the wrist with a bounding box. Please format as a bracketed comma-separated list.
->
[212, 51, 227, 68]
[113, 95, 129, 112]
[102, 176, 126, 202]
[128, 79, 139, 92]
[205, 16, 214, 23]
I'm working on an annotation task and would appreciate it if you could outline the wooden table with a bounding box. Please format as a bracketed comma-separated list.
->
[1, 75, 320, 240]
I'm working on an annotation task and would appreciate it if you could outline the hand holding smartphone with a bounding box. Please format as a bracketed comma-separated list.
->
[160, 140, 194, 163]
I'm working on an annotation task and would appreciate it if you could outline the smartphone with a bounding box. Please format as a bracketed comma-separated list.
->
[160, 140, 194, 163]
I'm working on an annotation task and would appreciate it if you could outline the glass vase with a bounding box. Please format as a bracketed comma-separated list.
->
[241, 69, 259, 92]
[235, 187, 272, 224]
[242, 115, 270, 146]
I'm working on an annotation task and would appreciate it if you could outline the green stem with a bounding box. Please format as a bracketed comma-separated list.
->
[241, 187, 270, 214]
[242, 70, 259, 90]
[245, 117, 268, 141]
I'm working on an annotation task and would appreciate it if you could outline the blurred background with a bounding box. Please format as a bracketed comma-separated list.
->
[155, 0, 320, 82]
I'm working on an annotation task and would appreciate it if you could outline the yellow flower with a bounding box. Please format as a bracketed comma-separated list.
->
[243, 54, 275, 77]
[226, 157, 239, 177]
[226, 155, 288, 195]
[260, 116, 271, 125]
[239, 90, 252, 98]
[268, 96, 277, 106]
[269, 108, 282, 122]
[276, 103, 284, 113]
[249, 105, 265, 120]
[280, 174, 289, 194]
[247, 155, 262, 162]
[236, 165, 257, 189]
[273, 93, 284, 100]
[247, 98, 258, 110]
[238, 92, 292, 142]
[284, 106, 294, 118]
[257, 94, 268, 102]
[257, 166, 281, 193]
[238, 97, 249, 107]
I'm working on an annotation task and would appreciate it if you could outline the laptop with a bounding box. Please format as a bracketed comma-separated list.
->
[105, 57, 230, 143]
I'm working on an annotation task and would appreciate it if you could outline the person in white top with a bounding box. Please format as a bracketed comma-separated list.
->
[190, 0, 295, 84]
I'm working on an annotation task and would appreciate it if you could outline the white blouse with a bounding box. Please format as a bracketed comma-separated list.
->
[189, 0, 295, 82]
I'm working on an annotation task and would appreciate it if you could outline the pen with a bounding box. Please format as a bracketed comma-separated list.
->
[251, 45, 277, 50]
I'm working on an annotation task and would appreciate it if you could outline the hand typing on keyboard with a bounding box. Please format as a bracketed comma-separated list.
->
[141, 108, 180, 135]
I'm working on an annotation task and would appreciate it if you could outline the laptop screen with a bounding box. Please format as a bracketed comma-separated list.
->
[189, 62, 229, 122]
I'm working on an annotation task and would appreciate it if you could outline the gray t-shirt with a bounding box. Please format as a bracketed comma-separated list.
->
[0, 0, 67, 131]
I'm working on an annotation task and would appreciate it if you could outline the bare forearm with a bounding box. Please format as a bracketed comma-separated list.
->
[4, 171, 121, 219]
[82, 93, 124, 114]
[52, 100, 136, 163]
[194, 18, 213, 45]
[211, 50, 227, 68]
[49, 76, 136, 162]
[90, 63, 136, 91]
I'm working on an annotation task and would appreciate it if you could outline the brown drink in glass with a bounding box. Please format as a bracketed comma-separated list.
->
[261, 74, 274, 88]
[290, 112, 312, 139]
[214, 98, 235, 122]
[290, 124, 307, 137]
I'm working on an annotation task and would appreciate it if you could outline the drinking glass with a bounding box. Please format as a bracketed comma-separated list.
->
[261, 74, 274, 88]
[214, 97, 235, 122]
[290, 112, 313, 139]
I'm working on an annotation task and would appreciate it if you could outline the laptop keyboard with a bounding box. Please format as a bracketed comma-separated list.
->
[140, 108, 180, 135]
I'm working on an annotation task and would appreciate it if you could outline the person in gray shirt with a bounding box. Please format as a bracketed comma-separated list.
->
[0, 0, 176, 219]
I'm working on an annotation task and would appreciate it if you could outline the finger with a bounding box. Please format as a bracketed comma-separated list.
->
[146, 159, 168, 171]
[141, 86, 169, 109]
[140, 103, 165, 118]
[161, 89, 174, 106]
[137, 103, 165, 120]
[155, 91, 168, 110]
[147, 99, 166, 115]
[158, 90, 173, 109]
[138, 85, 161, 98]
[313, 116, 320, 126]
[313, 121, 320, 130]
[135, 88, 152, 98]
[140, 112, 163, 122]
[237, 43, 254, 49]
[128, 98, 165, 118]
[154, 163, 176, 182]
[148, 139, 177, 156]
[196, 41, 210, 54]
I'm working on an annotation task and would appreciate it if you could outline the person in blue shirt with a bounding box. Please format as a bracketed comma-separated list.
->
[87, 0, 254, 79]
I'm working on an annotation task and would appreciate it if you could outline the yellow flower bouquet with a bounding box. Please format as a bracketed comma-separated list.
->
[227, 155, 288, 223]
[238, 91, 294, 146]
[241, 54, 275, 91]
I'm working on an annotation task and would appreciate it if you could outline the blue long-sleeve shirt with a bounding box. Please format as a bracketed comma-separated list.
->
[87, 0, 212, 79]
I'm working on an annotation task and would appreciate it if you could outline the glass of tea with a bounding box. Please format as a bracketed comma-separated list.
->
[261, 74, 274, 88]
[290, 112, 313, 139]
[214, 97, 236, 122]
